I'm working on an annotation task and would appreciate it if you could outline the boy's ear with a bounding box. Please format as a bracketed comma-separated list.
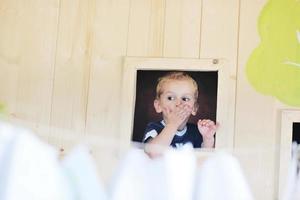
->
[154, 99, 163, 113]
[191, 103, 199, 116]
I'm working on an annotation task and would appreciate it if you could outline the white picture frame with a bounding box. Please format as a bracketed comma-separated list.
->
[278, 110, 300, 198]
[119, 57, 234, 151]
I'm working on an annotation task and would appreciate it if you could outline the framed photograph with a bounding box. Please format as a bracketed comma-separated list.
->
[120, 57, 234, 150]
[278, 110, 300, 198]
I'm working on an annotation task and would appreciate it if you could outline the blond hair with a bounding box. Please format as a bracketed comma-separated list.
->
[155, 71, 198, 100]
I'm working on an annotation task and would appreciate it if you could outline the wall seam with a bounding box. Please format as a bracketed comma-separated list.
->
[49, 0, 63, 140]
[125, 0, 133, 56]
[233, 0, 242, 148]
[198, 0, 204, 58]
[83, 0, 97, 135]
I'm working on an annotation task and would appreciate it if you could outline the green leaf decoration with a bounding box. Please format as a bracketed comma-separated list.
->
[246, 0, 300, 106]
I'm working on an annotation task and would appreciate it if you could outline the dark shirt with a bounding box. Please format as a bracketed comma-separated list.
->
[143, 121, 203, 148]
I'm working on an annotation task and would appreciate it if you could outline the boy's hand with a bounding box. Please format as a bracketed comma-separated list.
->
[164, 104, 192, 129]
[197, 119, 219, 148]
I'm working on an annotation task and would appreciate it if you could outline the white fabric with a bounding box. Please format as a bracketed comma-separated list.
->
[0, 122, 72, 200]
[164, 144, 196, 200]
[0, 122, 109, 200]
[108, 148, 169, 200]
[109, 144, 197, 200]
[0, 121, 256, 200]
[62, 145, 108, 200]
[195, 152, 253, 200]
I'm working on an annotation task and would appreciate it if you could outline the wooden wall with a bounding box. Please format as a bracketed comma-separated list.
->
[1, 0, 295, 199]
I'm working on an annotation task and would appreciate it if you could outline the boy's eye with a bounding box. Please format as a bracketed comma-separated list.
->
[167, 96, 175, 101]
[182, 97, 190, 102]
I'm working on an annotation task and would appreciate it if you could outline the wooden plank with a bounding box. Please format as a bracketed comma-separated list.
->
[200, 0, 239, 59]
[148, 0, 166, 56]
[84, 0, 131, 181]
[85, 0, 130, 139]
[0, 0, 60, 137]
[126, 0, 151, 56]
[126, 0, 166, 56]
[163, 0, 202, 58]
[236, 0, 273, 146]
[49, 0, 95, 149]
[200, 0, 239, 148]
[236, 0, 276, 199]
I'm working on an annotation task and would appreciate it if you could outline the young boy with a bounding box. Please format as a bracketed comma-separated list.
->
[143, 72, 218, 157]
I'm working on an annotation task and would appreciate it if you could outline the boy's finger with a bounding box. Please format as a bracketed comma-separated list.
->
[199, 120, 208, 126]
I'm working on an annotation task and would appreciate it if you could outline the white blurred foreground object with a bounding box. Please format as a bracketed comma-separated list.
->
[0, 122, 107, 200]
[164, 144, 196, 200]
[109, 144, 197, 200]
[0, 121, 255, 200]
[195, 152, 254, 200]
[62, 145, 108, 200]
[108, 148, 167, 200]
[0, 122, 72, 200]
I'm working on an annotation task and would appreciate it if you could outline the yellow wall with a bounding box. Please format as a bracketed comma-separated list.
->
[0, 0, 296, 199]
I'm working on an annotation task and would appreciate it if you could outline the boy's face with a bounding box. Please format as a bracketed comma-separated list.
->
[154, 79, 198, 117]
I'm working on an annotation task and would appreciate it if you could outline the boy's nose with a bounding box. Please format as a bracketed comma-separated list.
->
[175, 99, 182, 106]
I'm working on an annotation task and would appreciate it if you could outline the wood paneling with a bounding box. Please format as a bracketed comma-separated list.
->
[85, 0, 130, 138]
[49, 0, 95, 149]
[0, 0, 59, 136]
[200, 0, 239, 148]
[84, 0, 131, 183]
[163, 0, 202, 58]
[0, 0, 287, 199]
[236, 0, 276, 199]
[126, 0, 166, 57]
